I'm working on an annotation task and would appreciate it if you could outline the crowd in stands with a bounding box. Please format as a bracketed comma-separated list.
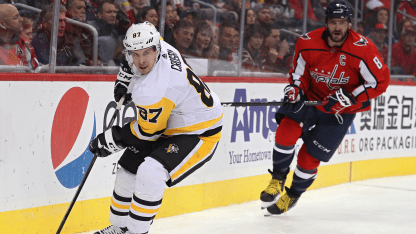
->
[0, 0, 415, 78]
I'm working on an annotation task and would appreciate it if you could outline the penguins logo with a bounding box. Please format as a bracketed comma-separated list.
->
[166, 144, 179, 153]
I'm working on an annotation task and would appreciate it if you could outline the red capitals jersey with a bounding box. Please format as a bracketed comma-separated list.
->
[290, 28, 390, 114]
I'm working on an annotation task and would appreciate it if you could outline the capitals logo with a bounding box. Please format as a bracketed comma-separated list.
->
[310, 64, 350, 90]
[51, 87, 96, 189]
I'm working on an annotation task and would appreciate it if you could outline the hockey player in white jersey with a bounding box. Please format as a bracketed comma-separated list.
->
[89, 22, 223, 234]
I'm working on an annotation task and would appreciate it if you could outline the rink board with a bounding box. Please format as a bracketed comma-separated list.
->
[1, 74, 416, 234]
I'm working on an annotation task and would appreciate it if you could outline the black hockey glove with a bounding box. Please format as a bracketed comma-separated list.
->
[89, 126, 125, 157]
[324, 87, 357, 114]
[283, 84, 303, 103]
[114, 60, 134, 105]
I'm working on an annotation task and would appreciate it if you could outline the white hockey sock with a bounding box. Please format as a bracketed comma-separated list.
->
[110, 167, 136, 228]
[128, 157, 169, 234]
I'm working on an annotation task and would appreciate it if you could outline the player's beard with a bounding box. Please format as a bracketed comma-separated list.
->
[328, 29, 349, 43]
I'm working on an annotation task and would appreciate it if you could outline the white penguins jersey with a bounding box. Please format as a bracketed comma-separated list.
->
[126, 40, 223, 141]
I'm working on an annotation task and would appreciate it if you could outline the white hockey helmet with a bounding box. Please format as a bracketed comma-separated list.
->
[123, 21, 161, 74]
[123, 21, 161, 51]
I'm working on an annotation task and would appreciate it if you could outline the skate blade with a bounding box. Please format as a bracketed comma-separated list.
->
[264, 210, 278, 217]
[260, 197, 279, 210]
[264, 209, 286, 217]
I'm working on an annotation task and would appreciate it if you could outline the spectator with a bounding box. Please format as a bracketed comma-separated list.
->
[172, 19, 194, 55]
[223, 0, 249, 21]
[156, 1, 175, 44]
[364, 0, 388, 21]
[313, 0, 329, 21]
[242, 24, 266, 71]
[129, 0, 147, 19]
[172, 0, 187, 11]
[367, 23, 388, 63]
[364, 6, 389, 36]
[289, 0, 317, 22]
[253, 4, 273, 28]
[117, 0, 133, 13]
[20, 16, 33, 42]
[374, 7, 389, 25]
[172, 5, 180, 23]
[217, 21, 239, 61]
[181, 9, 199, 24]
[89, 1, 118, 34]
[32, 4, 77, 66]
[67, 0, 87, 22]
[391, 25, 416, 76]
[212, 24, 219, 44]
[136, 6, 158, 26]
[267, 0, 292, 20]
[396, 0, 416, 25]
[88, 0, 122, 65]
[189, 0, 238, 25]
[0, 3, 38, 69]
[67, 0, 102, 66]
[397, 18, 414, 38]
[356, 20, 366, 35]
[187, 21, 219, 59]
[245, 8, 256, 26]
[259, 24, 291, 73]
[365, 0, 391, 14]
[115, 0, 135, 36]
[84, 0, 97, 21]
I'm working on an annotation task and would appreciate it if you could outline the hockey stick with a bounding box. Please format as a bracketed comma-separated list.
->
[56, 95, 126, 234]
[221, 100, 327, 107]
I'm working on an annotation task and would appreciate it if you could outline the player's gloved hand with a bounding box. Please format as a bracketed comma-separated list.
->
[283, 84, 303, 103]
[114, 80, 132, 105]
[89, 126, 125, 157]
[114, 60, 134, 105]
[324, 87, 357, 114]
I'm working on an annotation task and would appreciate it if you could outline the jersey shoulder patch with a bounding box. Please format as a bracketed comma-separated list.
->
[300, 33, 311, 40]
[353, 36, 368, 46]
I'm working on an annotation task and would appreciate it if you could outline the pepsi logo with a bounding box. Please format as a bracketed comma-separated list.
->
[51, 87, 96, 189]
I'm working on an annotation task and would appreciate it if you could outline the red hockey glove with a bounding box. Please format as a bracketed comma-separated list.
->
[283, 84, 303, 103]
[324, 87, 357, 114]
[89, 126, 125, 157]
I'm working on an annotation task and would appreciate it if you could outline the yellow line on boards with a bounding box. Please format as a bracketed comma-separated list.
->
[1, 157, 415, 234]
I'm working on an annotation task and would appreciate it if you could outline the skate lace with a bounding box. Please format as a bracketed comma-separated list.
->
[276, 194, 295, 214]
[264, 179, 283, 195]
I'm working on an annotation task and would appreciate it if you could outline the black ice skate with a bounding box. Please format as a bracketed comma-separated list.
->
[260, 169, 288, 209]
[265, 187, 300, 216]
[94, 225, 128, 234]
[125, 231, 148, 234]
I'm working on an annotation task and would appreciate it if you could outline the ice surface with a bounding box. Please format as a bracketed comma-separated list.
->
[81, 175, 416, 234]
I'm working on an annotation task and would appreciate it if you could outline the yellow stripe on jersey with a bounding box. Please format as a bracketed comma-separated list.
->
[111, 198, 130, 210]
[164, 114, 223, 136]
[171, 132, 221, 181]
[130, 97, 176, 140]
[130, 202, 160, 215]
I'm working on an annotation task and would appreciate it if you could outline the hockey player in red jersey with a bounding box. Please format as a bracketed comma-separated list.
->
[260, 1, 390, 215]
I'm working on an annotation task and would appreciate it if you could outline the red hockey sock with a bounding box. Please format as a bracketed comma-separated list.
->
[275, 117, 303, 146]
[297, 145, 320, 170]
